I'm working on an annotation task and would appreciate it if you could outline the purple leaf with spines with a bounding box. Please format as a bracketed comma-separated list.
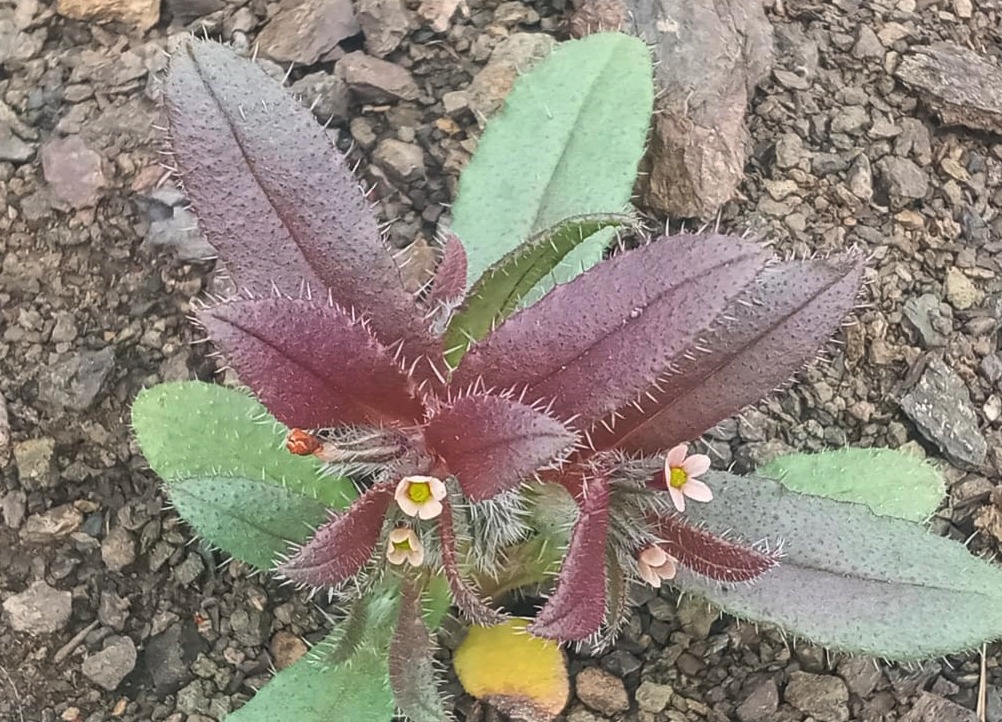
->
[649, 512, 779, 583]
[197, 297, 424, 429]
[388, 577, 447, 722]
[530, 470, 610, 641]
[438, 496, 507, 626]
[423, 393, 579, 503]
[451, 235, 768, 435]
[426, 232, 468, 310]
[164, 40, 437, 370]
[277, 483, 394, 588]
[598, 253, 865, 453]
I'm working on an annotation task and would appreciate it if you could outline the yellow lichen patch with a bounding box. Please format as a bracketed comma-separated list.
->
[453, 618, 569, 722]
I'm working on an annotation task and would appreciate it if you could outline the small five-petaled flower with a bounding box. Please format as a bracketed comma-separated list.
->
[664, 443, 713, 512]
[395, 475, 448, 520]
[386, 527, 424, 567]
[637, 545, 678, 588]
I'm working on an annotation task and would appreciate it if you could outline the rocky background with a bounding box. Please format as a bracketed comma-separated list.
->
[2, 0, 1002, 719]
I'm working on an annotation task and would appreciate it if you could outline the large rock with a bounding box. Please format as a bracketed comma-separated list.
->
[784, 672, 849, 722]
[465, 33, 555, 124]
[895, 42, 1002, 134]
[571, 0, 772, 217]
[2, 581, 73, 635]
[900, 355, 987, 468]
[257, 0, 360, 65]
[56, 0, 159, 30]
[41, 135, 106, 210]
[356, 0, 410, 57]
[82, 636, 138, 691]
[336, 51, 420, 102]
[901, 692, 976, 722]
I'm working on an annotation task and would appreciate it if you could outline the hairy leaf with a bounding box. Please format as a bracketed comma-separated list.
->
[426, 233, 468, 310]
[454, 619, 569, 722]
[278, 483, 393, 587]
[452, 34, 653, 290]
[444, 214, 633, 365]
[672, 472, 1002, 660]
[424, 393, 577, 502]
[198, 298, 423, 429]
[167, 476, 330, 568]
[132, 381, 352, 507]
[438, 497, 507, 626]
[650, 512, 778, 583]
[530, 471, 610, 641]
[759, 447, 944, 523]
[603, 254, 864, 453]
[452, 235, 767, 432]
[228, 632, 394, 722]
[165, 40, 434, 363]
[388, 578, 447, 722]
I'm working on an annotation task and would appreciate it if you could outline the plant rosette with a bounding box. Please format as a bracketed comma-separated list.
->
[131, 33, 1002, 722]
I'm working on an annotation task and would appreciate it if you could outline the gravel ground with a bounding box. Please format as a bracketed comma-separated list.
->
[2, 0, 1002, 719]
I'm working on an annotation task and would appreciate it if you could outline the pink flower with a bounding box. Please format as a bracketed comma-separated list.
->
[664, 443, 713, 512]
[386, 526, 425, 567]
[395, 475, 447, 519]
[637, 545, 677, 587]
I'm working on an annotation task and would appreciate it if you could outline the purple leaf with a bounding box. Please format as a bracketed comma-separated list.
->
[451, 235, 767, 433]
[197, 297, 423, 428]
[650, 512, 778, 583]
[599, 253, 864, 453]
[277, 483, 393, 587]
[438, 496, 507, 626]
[164, 41, 436, 366]
[530, 471, 610, 641]
[389, 577, 445, 722]
[426, 232, 468, 309]
[423, 393, 578, 502]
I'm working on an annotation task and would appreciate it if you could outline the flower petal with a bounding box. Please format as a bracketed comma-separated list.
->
[665, 444, 688, 469]
[657, 556, 678, 580]
[639, 545, 668, 568]
[682, 453, 711, 477]
[683, 479, 714, 503]
[638, 562, 662, 588]
[417, 499, 444, 520]
[429, 477, 448, 501]
[668, 485, 687, 513]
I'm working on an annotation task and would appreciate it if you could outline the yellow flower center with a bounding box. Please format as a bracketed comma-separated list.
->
[669, 466, 688, 489]
[407, 481, 432, 503]
[393, 538, 413, 552]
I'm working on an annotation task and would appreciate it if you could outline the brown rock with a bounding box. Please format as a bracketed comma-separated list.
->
[901, 692, 976, 722]
[895, 42, 1002, 134]
[416, 0, 464, 32]
[623, 0, 773, 217]
[269, 631, 308, 670]
[356, 0, 410, 57]
[396, 236, 437, 293]
[336, 51, 420, 102]
[41, 135, 106, 210]
[257, 0, 359, 65]
[0, 393, 10, 465]
[575, 666, 630, 716]
[55, 0, 159, 30]
[466, 33, 555, 124]
[20, 504, 84, 542]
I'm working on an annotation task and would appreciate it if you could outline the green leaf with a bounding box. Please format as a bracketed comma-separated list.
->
[228, 581, 401, 722]
[452, 33, 653, 291]
[444, 213, 632, 365]
[672, 472, 1002, 660]
[133, 381, 353, 507]
[227, 646, 394, 722]
[758, 447, 945, 522]
[167, 476, 330, 568]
